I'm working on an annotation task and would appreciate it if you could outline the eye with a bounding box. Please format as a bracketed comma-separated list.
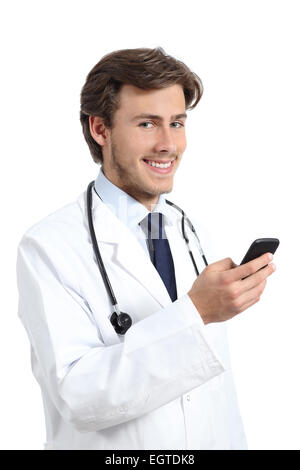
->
[171, 121, 184, 128]
[139, 121, 154, 129]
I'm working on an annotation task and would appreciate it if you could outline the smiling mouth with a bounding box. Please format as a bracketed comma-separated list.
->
[142, 157, 176, 167]
[142, 158, 175, 174]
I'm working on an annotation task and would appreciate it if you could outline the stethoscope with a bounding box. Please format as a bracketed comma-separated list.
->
[87, 181, 208, 335]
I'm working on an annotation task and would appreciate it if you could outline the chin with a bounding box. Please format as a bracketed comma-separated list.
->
[155, 184, 173, 196]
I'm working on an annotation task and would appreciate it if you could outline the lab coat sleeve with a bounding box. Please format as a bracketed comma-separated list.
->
[16, 234, 225, 433]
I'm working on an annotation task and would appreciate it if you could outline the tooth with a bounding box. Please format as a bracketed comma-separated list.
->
[145, 159, 172, 168]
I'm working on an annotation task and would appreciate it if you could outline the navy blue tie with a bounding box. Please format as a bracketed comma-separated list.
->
[143, 212, 178, 302]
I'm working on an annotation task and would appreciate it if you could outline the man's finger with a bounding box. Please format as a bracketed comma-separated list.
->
[207, 257, 236, 272]
[227, 252, 273, 282]
[235, 279, 267, 309]
[240, 262, 275, 291]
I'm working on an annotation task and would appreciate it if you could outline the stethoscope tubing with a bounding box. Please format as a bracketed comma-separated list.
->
[87, 181, 120, 311]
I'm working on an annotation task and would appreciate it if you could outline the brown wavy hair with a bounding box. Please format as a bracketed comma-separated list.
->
[80, 47, 203, 164]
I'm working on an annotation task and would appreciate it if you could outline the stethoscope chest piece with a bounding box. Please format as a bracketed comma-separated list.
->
[110, 311, 132, 335]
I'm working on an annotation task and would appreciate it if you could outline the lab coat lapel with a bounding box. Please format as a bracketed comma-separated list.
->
[90, 193, 173, 308]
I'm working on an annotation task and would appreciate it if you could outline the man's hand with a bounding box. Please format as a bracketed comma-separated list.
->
[188, 253, 276, 324]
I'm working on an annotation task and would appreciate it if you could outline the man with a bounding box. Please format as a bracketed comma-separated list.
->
[16, 47, 275, 450]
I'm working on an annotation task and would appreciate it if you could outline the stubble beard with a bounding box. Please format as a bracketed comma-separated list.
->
[107, 141, 174, 203]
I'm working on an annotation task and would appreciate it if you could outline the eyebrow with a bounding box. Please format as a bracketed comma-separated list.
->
[131, 113, 187, 122]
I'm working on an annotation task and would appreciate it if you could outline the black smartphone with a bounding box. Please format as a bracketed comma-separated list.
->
[240, 238, 280, 265]
[240, 238, 279, 279]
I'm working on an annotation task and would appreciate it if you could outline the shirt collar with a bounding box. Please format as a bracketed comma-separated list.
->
[94, 167, 176, 232]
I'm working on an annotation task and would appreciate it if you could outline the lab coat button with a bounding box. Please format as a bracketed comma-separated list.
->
[186, 395, 190, 401]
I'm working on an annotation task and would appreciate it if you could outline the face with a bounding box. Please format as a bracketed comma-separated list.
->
[90, 84, 187, 211]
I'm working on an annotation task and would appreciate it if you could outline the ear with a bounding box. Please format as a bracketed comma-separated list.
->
[89, 116, 110, 147]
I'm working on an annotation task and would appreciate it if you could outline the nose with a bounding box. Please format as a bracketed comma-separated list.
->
[152, 126, 177, 154]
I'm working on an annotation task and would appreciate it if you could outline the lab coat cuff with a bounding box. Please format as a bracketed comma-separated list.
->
[174, 294, 227, 373]
[180, 292, 207, 326]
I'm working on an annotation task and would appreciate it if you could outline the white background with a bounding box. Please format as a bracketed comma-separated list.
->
[1, 0, 299, 450]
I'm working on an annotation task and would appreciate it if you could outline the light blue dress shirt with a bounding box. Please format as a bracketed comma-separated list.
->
[94, 167, 175, 257]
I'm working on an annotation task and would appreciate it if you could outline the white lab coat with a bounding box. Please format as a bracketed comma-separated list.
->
[16, 188, 247, 450]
